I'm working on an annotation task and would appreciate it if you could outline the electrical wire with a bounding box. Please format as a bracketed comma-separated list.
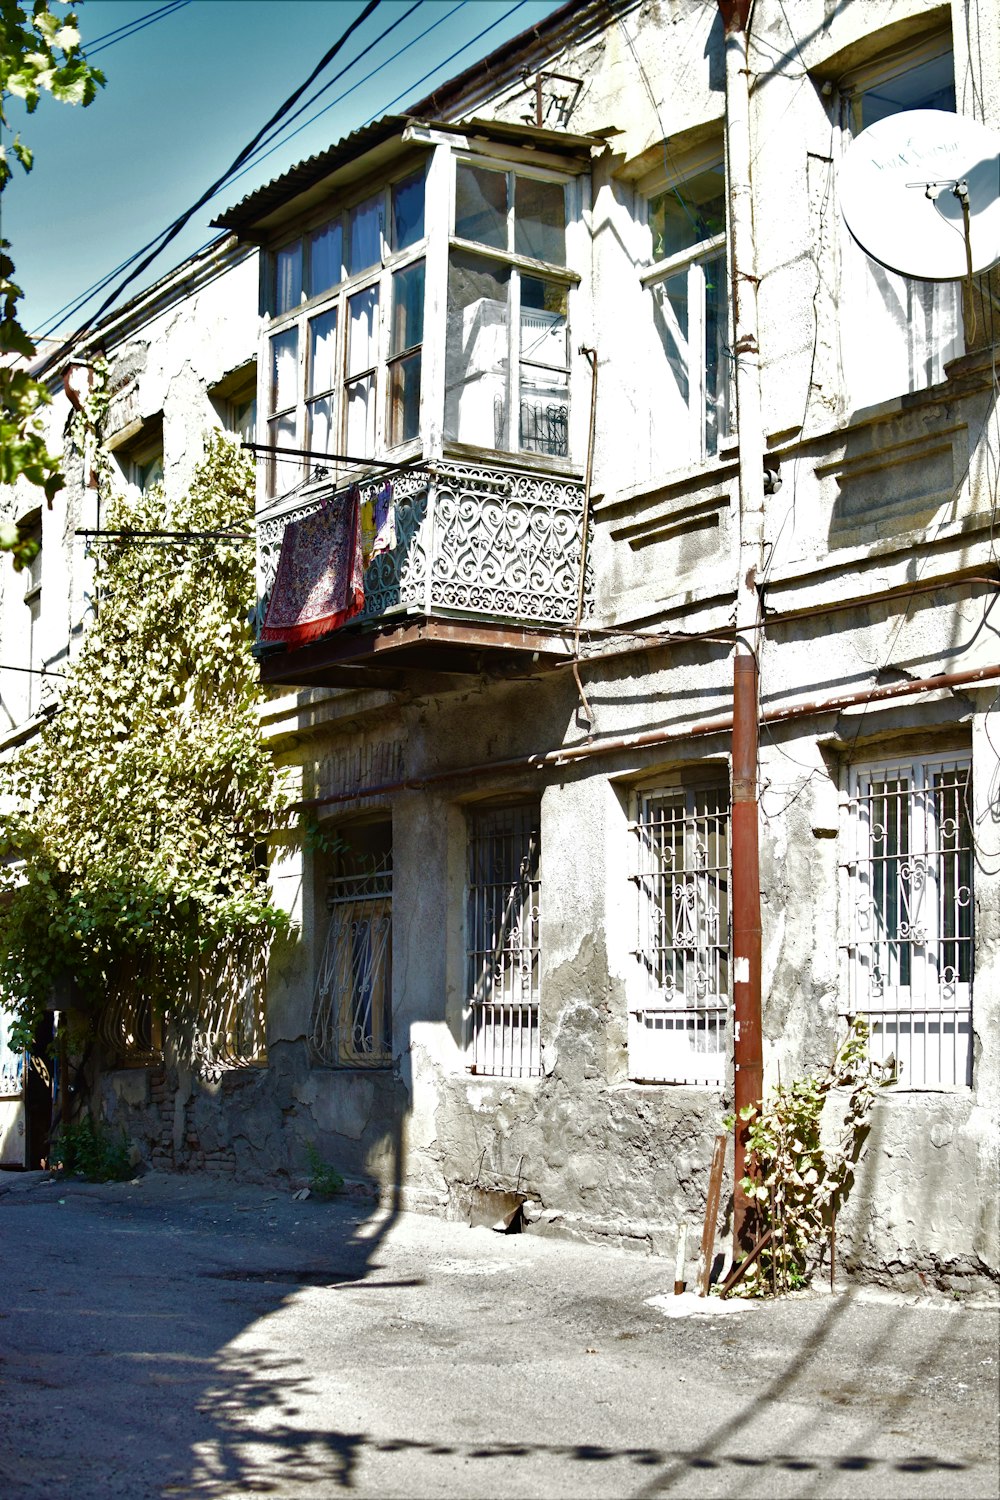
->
[33, 0, 487, 347]
[34, 0, 384, 376]
[34, 1, 466, 341]
[0, 664, 66, 677]
[362, 0, 530, 118]
[85, 0, 192, 57]
[214, 0, 466, 197]
[232, 0, 426, 171]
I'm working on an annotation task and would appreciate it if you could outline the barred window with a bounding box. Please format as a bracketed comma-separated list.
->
[466, 803, 540, 1078]
[631, 784, 730, 1086]
[311, 822, 392, 1068]
[844, 754, 973, 1088]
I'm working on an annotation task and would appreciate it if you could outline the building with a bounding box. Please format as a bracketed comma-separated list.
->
[2, 0, 998, 1290]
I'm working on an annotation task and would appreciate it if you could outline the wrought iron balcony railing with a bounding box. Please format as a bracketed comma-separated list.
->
[256, 458, 591, 648]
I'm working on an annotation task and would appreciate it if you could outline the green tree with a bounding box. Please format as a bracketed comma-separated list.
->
[0, 1, 104, 566]
[0, 431, 287, 1055]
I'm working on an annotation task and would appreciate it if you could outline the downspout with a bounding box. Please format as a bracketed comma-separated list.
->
[720, 0, 765, 1252]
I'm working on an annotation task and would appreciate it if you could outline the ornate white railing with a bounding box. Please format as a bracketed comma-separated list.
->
[256, 458, 590, 636]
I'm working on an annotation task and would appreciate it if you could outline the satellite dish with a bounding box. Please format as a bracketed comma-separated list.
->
[839, 109, 1000, 281]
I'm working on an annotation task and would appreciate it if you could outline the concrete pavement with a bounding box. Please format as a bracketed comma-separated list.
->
[0, 1169, 997, 1499]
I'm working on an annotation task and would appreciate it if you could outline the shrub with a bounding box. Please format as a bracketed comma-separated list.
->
[305, 1142, 344, 1198]
[52, 1115, 132, 1182]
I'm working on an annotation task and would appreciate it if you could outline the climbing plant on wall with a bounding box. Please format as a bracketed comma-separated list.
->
[0, 428, 288, 1055]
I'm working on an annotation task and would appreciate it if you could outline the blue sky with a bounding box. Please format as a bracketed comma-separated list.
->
[4, 0, 565, 340]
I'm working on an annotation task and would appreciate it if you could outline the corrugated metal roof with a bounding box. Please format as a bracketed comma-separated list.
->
[213, 113, 604, 241]
[412, 117, 605, 155]
[212, 115, 413, 236]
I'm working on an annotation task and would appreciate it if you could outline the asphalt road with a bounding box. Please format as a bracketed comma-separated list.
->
[0, 1170, 997, 1500]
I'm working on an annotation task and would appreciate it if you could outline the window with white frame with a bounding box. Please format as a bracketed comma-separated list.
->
[641, 155, 731, 469]
[838, 39, 963, 409]
[630, 783, 730, 1086]
[843, 752, 973, 1089]
[265, 167, 426, 496]
[445, 161, 574, 459]
[310, 821, 393, 1068]
[466, 802, 541, 1077]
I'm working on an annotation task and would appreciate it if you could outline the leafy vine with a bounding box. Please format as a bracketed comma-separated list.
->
[0, 431, 288, 1061]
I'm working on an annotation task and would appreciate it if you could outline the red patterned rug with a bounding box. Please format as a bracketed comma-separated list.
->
[260, 486, 364, 647]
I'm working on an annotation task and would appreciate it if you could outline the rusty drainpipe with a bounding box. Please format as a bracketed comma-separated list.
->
[720, 0, 765, 1252]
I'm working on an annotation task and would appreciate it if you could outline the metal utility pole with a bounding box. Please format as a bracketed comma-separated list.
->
[719, 0, 765, 1251]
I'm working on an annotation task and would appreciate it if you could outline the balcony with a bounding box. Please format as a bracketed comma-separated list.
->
[254, 457, 591, 690]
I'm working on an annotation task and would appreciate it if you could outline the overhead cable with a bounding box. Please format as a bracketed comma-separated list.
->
[221, 0, 466, 192]
[37, 0, 450, 340]
[85, 0, 192, 57]
[36, 0, 525, 346]
[35, 0, 383, 377]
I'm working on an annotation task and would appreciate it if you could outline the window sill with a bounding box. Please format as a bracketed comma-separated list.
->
[441, 440, 583, 481]
[616, 1078, 724, 1093]
[464, 1069, 540, 1083]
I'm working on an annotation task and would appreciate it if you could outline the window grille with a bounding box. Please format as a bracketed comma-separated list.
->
[844, 754, 973, 1088]
[631, 785, 730, 1086]
[467, 803, 541, 1077]
[311, 845, 392, 1068]
[97, 984, 161, 1066]
[193, 944, 268, 1073]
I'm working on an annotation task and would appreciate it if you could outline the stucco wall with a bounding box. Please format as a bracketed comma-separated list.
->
[10, 0, 1000, 1292]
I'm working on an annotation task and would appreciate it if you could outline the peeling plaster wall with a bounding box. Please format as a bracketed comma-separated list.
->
[9, 1, 1000, 1292]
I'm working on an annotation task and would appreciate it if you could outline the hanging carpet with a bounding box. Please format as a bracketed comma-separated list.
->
[260, 485, 364, 647]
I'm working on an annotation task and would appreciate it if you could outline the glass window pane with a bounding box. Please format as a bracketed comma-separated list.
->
[347, 286, 379, 376]
[649, 165, 726, 261]
[652, 271, 690, 410]
[231, 394, 256, 444]
[389, 351, 421, 446]
[268, 411, 298, 494]
[860, 53, 955, 128]
[309, 220, 343, 297]
[519, 282, 568, 457]
[703, 252, 730, 456]
[391, 260, 424, 357]
[445, 252, 510, 448]
[137, 453, 164, 492]
[307, 396, 334, 457]
[348, 195, 381, 275]
[345, 374, 376, 455]
[514, 177, 566, 266]
[520, 276, 568, 369]
[455, 164, 508, 249]
[309, 308, 338, 396]
[269, 328, 298, 413]
[391, 170, 425, 251]
[518, 367, 568, 457]
[275, 241, 303, 314]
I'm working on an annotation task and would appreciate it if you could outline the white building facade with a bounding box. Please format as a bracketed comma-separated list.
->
[3, 0, 998, 1290]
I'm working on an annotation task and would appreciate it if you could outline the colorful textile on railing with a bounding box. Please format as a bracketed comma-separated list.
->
[260, 485, 364, 647]
[360, 481, 396, 565]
